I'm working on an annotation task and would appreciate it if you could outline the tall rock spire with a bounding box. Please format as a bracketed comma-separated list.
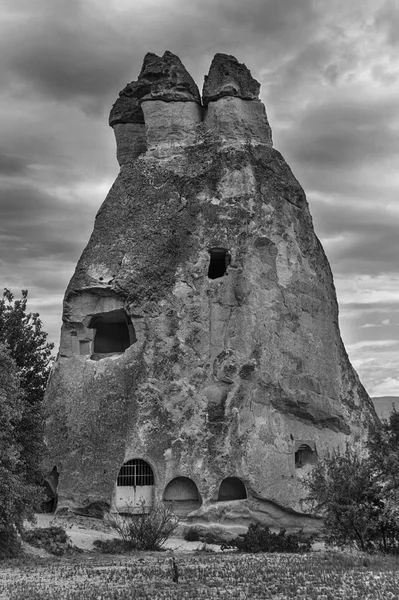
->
[45, 53, 377, 530]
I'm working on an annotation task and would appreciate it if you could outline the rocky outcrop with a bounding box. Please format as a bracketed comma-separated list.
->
[45, 52, 378, 532]
[202, 53, 260, 104]
[109, 51, 202, 162]
[125, 51, 201, 104]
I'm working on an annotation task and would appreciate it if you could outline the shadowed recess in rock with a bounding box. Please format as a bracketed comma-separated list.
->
[218, 477, 247, 501]
[89, 309, 136, 355]
[295, 443, 318, 468]
[163, 477, 202, 516]
[208, 247, 231, 279]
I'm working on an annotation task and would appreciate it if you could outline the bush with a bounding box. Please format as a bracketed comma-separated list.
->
[106, 501, 179, 551]
[202, 529, 229, 545]
[222, 523, 312, 553]
[23, 526, 80, 556]
[305, 442, 399, 553]
[184, 526, 201, 541]
[0, 344, 44, 559]
[0, 528, 21, 559]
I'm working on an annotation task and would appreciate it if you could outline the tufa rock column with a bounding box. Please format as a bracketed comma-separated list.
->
[109, 93, 147, 166]
[45, 51, 377, 532]
[203, 53, 272, 146]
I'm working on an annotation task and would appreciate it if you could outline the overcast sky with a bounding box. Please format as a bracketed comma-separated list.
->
[1, 0, 399, 397]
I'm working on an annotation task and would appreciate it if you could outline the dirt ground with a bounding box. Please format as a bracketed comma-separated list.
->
[25, 514, 215, 554]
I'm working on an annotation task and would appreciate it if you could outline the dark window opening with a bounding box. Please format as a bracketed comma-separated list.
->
[89, 309, 135, 356]
[117, 459, 154, 487]
[163, 476, 202, 516]
[218, 477, 247, 501]
[208, 247, 231, 279]
[295, 444, 317, 468]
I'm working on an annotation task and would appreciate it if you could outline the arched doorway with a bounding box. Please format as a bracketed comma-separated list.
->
[295, 443, 317, 469]
[218, 477, 247, 501]
[116, 459, 154, 512]
[163, 477, 202, 516]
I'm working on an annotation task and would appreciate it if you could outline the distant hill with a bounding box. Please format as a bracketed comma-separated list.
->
[371, 396, 399, 420]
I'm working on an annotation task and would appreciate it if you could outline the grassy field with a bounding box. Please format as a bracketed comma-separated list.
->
[0, 551, 398, 599]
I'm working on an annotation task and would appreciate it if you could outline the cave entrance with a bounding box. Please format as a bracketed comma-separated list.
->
[208, 247, 231, 279]
[89, 309, 135, 358]
[116, 459, 154, 513]
[295, 442, 317, 469]
[217, 477, 247, 501]
[163, 477, 202, 516]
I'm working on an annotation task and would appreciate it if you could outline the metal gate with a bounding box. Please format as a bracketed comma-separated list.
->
[116, 459, 154, 512]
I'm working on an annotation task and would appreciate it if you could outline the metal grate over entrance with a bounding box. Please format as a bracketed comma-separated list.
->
[117, 459, 154, 487]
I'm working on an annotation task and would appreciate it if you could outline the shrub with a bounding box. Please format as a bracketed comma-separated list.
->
[0, 528, 21, 559]
[202, 529, 229, 545]
[305, 442, 399, 553]
[23, 526, 80, 556]
[184, 526, 200, 541]
[106, 501, 179, 551]
[222, 523, 312, 553]
[0, 344, 43, 559]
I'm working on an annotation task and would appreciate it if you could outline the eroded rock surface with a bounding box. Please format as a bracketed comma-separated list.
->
[119, 51, 201, 104]
[45, 52, 377, 533]
[203, 53, 260, 105]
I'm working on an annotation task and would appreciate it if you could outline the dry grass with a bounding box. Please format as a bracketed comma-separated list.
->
[0, 550, 399, 599]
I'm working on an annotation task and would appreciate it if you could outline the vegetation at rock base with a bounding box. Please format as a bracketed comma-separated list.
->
[0, 344, 41, 558]
[0, 552, 398, 599]
[0, 289, 54, 488]
[0, 290, 53, 558]
[305, 414, 399, 553]
[183, 526, 201, 542]
[23, 527, 82, 556]
[103, 502, 179, 551]
[368, 409, 399, 527]
[222, 523, 313, 553]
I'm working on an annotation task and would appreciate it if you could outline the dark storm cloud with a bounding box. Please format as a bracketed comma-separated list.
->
[0, 182, 96, 261]
[0, 0, 319, 113]
[308, 194, 399, 276]
[282, 95, 399, 169]
[203, 0, 317, 41]
[0, 179, 100, 343]
[0, 153, 28, 176]
[0, 0, 135, 112]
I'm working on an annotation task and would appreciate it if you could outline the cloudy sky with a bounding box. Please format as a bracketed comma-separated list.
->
[1, 0, 399, 397]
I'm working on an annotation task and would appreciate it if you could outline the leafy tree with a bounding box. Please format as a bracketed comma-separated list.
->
[368, 410, 399, 526]
[0, 289, 54, 486]
[0, 343, 41, 557]
[305, 441, 399, 553]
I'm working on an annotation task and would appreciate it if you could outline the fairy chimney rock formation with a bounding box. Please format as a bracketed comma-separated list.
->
[46, 52, 377, 531]
[203, 53, 272, 146]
